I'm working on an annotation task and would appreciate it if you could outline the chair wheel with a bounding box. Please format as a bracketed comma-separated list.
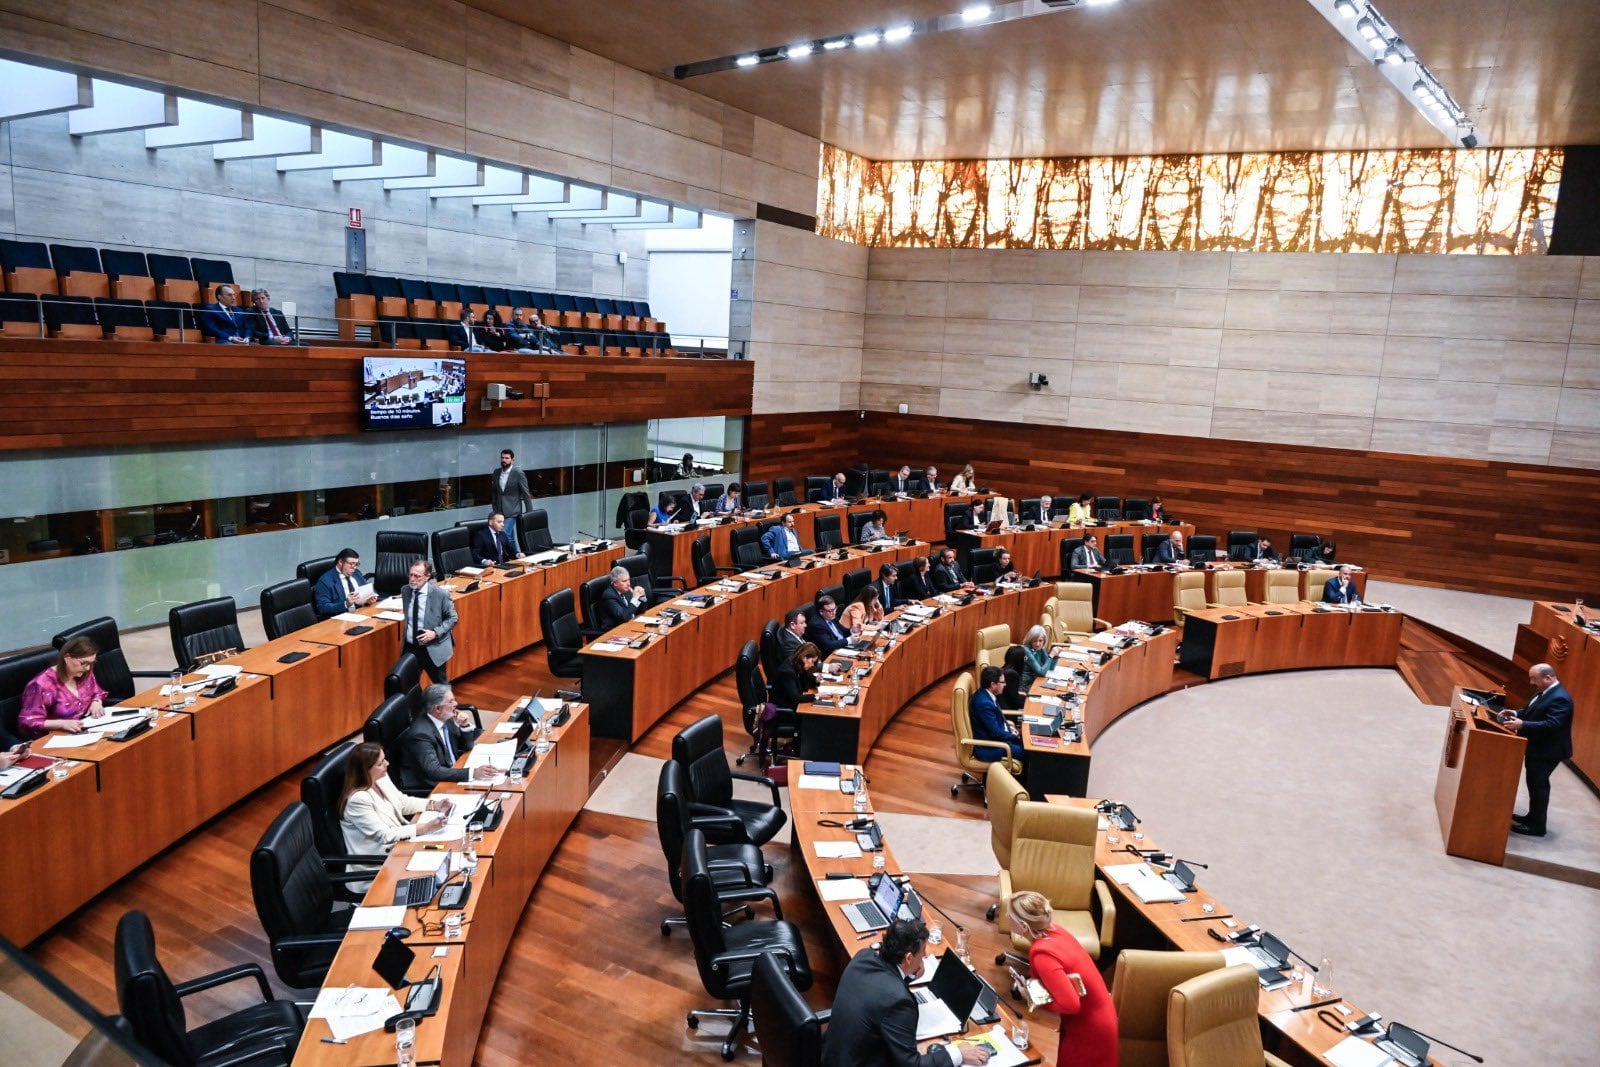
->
[661, 922, 672, 936]
[950, 784, 959, 796]
[721, 1044, 737, 1062]
[986, 905, 998, 921]
[686, 1014, 699, 1029]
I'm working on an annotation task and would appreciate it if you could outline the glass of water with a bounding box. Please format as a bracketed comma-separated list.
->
[1011, 1018, 1030, 1049]
[1313, 957, 1334, 998]
[168, 669, 184, 709]
[926, 920, 943, 947]
[394, 1016, 416, 1066]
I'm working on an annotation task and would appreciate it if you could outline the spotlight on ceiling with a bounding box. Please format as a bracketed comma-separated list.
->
[960, 4, 992, 21]
[884, 25, 914, 42]
[785, 42, 814, 59]
[1354, 15, 1383, 42]
[1333, 0, 1359, 17]
[734, 54, 760, 67]
[1380, 40, 1406, 65]
[823, 38, 850, 50]
[853, 31, 882, 47]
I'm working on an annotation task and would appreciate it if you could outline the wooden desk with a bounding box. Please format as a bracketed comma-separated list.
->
[950, 521, 1194, 579]
[1075, 567, 1180, 625]
[1201, 565, 1370, 606]
[1434, 688, 1524, 865]
[0, 760, 106, 945]
[1521, 601, 1600, 785]
[1178, 604, 1402, 680]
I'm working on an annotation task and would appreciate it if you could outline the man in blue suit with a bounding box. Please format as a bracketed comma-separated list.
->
[761, 512, 808, 561]
[197, 284, 252, 344]
[969, 666, 1023, 763]
[314, 547, 377, 618]
[805, 595, 850, 655]
[471, 513, 517, 565]
[1501, 662, 1575, 837]
[1323, 566, 1362, 604]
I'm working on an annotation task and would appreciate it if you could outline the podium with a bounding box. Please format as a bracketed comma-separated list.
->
[1434, 687, 1525, 865]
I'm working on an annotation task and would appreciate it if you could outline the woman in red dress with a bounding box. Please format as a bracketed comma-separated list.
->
[1008, 890, 1119, 1067]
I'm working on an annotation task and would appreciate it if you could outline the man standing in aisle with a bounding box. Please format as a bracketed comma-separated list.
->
[401, 560, 457, 684]
[1501, 662, 1575, 837]
[492, 449, 534, 553]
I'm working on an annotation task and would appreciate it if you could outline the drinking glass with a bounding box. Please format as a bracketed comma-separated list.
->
[926, 920, 943, 947]
[1011, 1018, 1030, 1049]
[872, 852, 886, 872]
[394, 1017, 416, 1066]
[1313, 958, 1334, 998]
[168, 669, 184, 710]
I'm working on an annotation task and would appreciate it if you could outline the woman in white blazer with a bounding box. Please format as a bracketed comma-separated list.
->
[339, 743, 453, 879]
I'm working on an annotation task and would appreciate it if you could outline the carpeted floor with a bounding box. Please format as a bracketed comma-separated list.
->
[1365, 579, 1531, 659]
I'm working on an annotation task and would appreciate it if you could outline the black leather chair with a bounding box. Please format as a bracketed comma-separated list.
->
[970, 548, 1001, 584]
[670, 715, 786, 847]
[1060, 537, 1085, 577]
[454, 518, 489, 552]
[846, 512, 872, 543]
[735, 639, 795, 766]
[773, 478, 797, 507]
[703, 482, 724, 501]
[260, 579, 317, 640]
[621, 550, 684, 605]
[295, 556, 338, 589]
[385, 651, 424, 706]
[758, 619, 784, 682]
[1123, 497, 1151, 521]
[691, 535, 723, 586]
[1095, 495, 1122, 522]
[299, 742, 384, 900]
[1227, 531, 1259, 562]
[866, 469, 890, 497]
[841, 567, 871, 596]
[1104, 534, 1136, 567]
[1, 646, 61, 738]
[1187, 534, 1218, 567]
[624, 509, 652, 552]
[944, 501, 974, 533]
[656, 761, 777, 935]
[169, 597, 246, 671]
[517, 508, 555, 552]
[1019, 498, 1043, 524]
[539, 589, 585, 681]
[615, 491, 648, 531]
[51, 616, 165, 703]
[1141, 533, 1167, 565]
[814, 514, 843, 550]
[431, 525, 474, 575]
[1289, 533, 1323, 563]
[362, 693, 414, 768]
[683, 829, 812, 1060]
[115, 910, 304, 1067]
[372, 530, 427, 595]
[803, 475, 830, 503]
[580, 574, 615, 638]
[731, 527, 765, 569]
[743, 480, 769, 509]
[249, 803, 359, 989]
[749, 950, 829, 1067]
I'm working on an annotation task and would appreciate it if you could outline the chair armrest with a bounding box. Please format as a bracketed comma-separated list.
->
[325, 869, 377, 886]
[688, 803, 747, 834]
[815, 1008, 832, 1025]
[275, 932, 350, 951]
[174, 962, 274, 1002]
[658, 575, 687, 590]
[718, 884, 783, 918]
[996, 870, 1014, 922]
[1091, 878, 1116, 951]
[729, 769, 783, 806]
[1092, 618, 1109, 630]
[1172, 606, 1188, 623]
[129, 669, 173, 679]
[711, 945, 798, 972]
[323, 853, 387, 866]
[714, 564, 742, 574]
[204, 1036, 300, 1067]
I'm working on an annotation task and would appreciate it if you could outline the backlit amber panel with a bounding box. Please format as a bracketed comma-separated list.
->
[817, 145, 1562, 254]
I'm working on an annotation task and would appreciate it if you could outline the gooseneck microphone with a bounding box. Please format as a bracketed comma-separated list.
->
[1398, 1025, 1484, 1064]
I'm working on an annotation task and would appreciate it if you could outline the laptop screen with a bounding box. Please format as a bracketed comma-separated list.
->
[927, 952, 985, 1024]
[872, 874, 902, 919]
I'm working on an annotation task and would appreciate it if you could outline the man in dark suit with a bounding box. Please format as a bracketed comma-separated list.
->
[821, 920, 991, 1067]
[873, 563, 898, 613]
[1501, 662, 1575, 837]
[394, 684, 498, 794]
[1154, 531, 1185, 565]
[891, 465, 914, 497]
[594, 566, 646, 631]
[923, 465, 941, 493]
[448, 309, 488, 352]
[400, 560, 458, 684]
[1248, 536, 1280, 563]
[930, 548, 972, 594]
[197, 284, 252, 344]
[1323, 566, 1362, 604]
[491, 449, 535, 552]
[248, 288, 296, 345]
[805, 595, 850, 655]
[1071, 534, 1106, 570]
[969, 666, 1023, 763]
[777, 608, 808, 661]
[314, 547, 377, 618]
[472, 513, 517, 565]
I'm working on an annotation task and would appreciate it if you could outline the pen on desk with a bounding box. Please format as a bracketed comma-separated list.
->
[320, 1037, 347, 1045]
[1292, 997, 1342, 1012]
[1180, 913, 1232, 921]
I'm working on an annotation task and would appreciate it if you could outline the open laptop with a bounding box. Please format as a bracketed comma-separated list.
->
[913, 953, 986, 1041]
[393, 855, 450, 908]
[1375, 1022, 1431, 1067]
[842, 873, 907, 934]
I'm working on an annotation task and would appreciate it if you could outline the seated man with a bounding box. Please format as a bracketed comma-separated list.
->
[761, 512, 809, 561]
[248, 288, 296, 345]
[394, 684, 497, 794]
[821, 919, 991, 1067]
[830, 472, 849, 501]
[872, 562, 899, 612]
[595, 565, 647, 630]
[1250, 536, 1281, 563]
[1323, 565, 1363, 605]
[448, 308, 489, 352]
[805, 595, 851, 655]
[777, 607, 808, 660]
[715, 482, 743, 513]
[314, 547, 378, 618]
[891, 465, 914, 496]
[472, 512, 517, 566]
[1071, 534, 1107, 570]
[930, 548, 974, 593]
[1154, 531, 1186, 565]
[923, 465, 941, 493]
[503, 308, 539, 352]
[1022, 494, 1052, 524]
[197, 284, 252, 344]
[968, 666, 1023, 763]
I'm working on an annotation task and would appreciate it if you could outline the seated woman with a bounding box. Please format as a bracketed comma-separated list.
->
[1021, 625, 1057, 689]
[858, 509, 889, 542]
[771, 641, 820, 709]
[839, 585, 884, 633]
[18, 636, 105, 739]
[899, 556, 936, 601]
[950, 464, 978, 494]
[477, 309, 510, 352]
[1007, 890, 1118, 1067]
[1068, 492, 1094, 526]
[1000, 645, 1028, 711]
[649, 490, 681, 525]
[339, 742, 454, 882]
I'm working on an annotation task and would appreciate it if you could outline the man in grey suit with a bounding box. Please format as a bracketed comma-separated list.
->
[1071, 534, 1107, 570]
[492, 449, 535, 552]
[400, 559, 458, 684]
[394, 684, 497, 795]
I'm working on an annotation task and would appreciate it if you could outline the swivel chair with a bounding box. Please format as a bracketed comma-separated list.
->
[168, 597, 246, 671]
[670, 714, 786, 847]
[249, 803, 360, 989]
[51, 616, 166, 703]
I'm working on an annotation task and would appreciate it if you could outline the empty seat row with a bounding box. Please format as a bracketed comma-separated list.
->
[0, 293, 208, 341]
[0, 239, 234, 304]
[375, 316, 676, 355]
[333, 271, 662, 339]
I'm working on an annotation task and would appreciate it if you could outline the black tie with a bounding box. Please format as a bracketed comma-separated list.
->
[410, 592, 424, 643]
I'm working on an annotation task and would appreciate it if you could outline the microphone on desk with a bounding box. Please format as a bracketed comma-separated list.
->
[577, 529, 600, 542]
[1395, 1024, 1484, 1064]
[904, 881, 964, 937]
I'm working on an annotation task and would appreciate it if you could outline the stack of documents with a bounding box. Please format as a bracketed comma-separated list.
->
[816, 877, 870, 902]
[308, 985, 402, 1043]
[813, 841, 863, 859]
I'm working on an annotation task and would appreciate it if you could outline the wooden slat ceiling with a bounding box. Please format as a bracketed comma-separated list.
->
[467, 0, 1600, 160]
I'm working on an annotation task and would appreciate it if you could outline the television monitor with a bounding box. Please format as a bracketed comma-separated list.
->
[361, 356, 466, 430]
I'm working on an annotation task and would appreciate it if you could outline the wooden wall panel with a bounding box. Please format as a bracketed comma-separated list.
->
[746, 409, 1600, 602]
[0, 341, 752, 449]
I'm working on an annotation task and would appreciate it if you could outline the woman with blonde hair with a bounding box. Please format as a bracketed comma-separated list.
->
[1007, 890, 1118, 1066]
[839, 585, 884, 633]
[950, 464, 978, 494]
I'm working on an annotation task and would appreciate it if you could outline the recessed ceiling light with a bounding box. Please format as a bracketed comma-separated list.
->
[734, 54, 760, 67]
[785, 43, 814, 59]
[884, 25, 914, 43]
[1355, 16, 1382, 41]
[854, 31, 882, 47]
[822, 38, 850, 50]
[960, 4, 992, 21]
[1333, 0, 1359, 17]
[1381, 41, 1406, 64]
[1084, 0, 1120, 6]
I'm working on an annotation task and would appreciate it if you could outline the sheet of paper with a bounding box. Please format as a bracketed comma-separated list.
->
[308, 986, 402, 1043]
[536, 697, 563, 713]
[1087, 632, 1120, 647]
[590, 639, 630, 651]
[457, 566, 484, 576]
[197, 663, 243, 679]
[907, 953, 940, 985]
[406, 850, 460, 872]
[1220, 947, 1257, 968]
[353, 582, 376, 601]
[816, 685, 850, 697]
[0, 767, 31, 788]
[1127, 874, 1186, 903]
[493, 720, 525, 734]
[1103, 862, 1154, 885]
[42, 733, 103, 749]
[1324, 1036, 1393, 1067]
[526, 550, 564, 565]
[377, 596, 402, 610]
[954, 1027, 1031, 1067]
[411, 818, 469, 844]
[796, 773, 843, 790]
[813, 841, 863, 859]
[376, 610, 406, 622]
[348, 905, 407, 930]
[466, 740, 516, 773]
[816, 878, 870, 902]
[334, 612, 368, 623]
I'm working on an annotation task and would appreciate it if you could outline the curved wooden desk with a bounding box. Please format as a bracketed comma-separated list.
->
[950, 520, 1194, 579]
[1177, 603, 1402, 680]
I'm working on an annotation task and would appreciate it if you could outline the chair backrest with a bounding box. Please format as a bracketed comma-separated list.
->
[1111, 950, 1226, 1067]
[618, 552, 657, 600]
[1019, 498, 1042, 523]
[249, 802, 337, 987]
[113, 910, 196, 1066]
[540, 589, 585, 677]
[300, 741, 356, 858]
[1053, 582, 1096, 635]
[1060, 537, 1084, 576]
[1122, 497, 1151, 521]
[1008, 801, 1097, 909]
[733, 527, 765, 568]
[681, 829, 736, 997]
[616, 491, 649, 531]
[735, 639, 768, 722]
[1226, 531, 1258, 562]
[1105, 534, 1135, 566]
[1174, 572, 1207, 621]
[1186, 535, 1217, 567]
[985, 761, 1027, 869]
[0, 647, 60, 736]
[866, 469, 889, 496]
[744, 480, 769, 508]
[384, 651, 424, 705]
[974, 624, 1010, 672]
[691, 535, 716, 585]
[1166, 965, 1266, 1067]
[750, 950, 824, 1067]
[950, 670, 980, 772]
[1264, 569, 1300, 604]
[455, 518, 489, 546]
[362, 693, 414, 765]
[759, 619, 783, 679]
[1289, 533, 1322, 562]
[1302, 568, 1338, 599]
[943, 501, 972, 532]
[581, 574, 614, 631]
[804, 475, 830, 502]
[260, 578, 317, 640]
[773, 478, 797, 507]
[670, 714, 733, 809]
[969, 547, 1000, 585]
[655, 760, 696, 904]
[431, 525, 473, 576]
[842, 567, 871, 595]
[517, 509, 554, 552]
[168, 597, 245, 671]
[1141, 533, 1169, 565]
[1095, 496, 1122, 522]
[814, 514, 842, 549]
[296, 555, 338, 587]
[1211, 570, 1246, 607]
[847, 511, 873, 543]
[373, 531, 428, 596]
[51, 616, 137, 703]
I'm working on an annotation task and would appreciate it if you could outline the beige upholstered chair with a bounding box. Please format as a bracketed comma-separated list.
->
[1302, 568, 1337, 601]
[1172, 571, 1207, 626]
[983, 761, 1028, 919]
[998, 802, 1115, 960]
[1051, 582, 1108, 640]
[1263, 569, 1300, 604]
[1210, 570, 1246, 607]
[1167, 964, 1292, 1067]
[951, 670, 1020, 794]
[1040, 600, 1059, 644]
[974, 624, 1010, 673]
[1112, 950, 1225, 1067]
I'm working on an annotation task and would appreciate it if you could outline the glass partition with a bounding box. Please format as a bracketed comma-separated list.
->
[0, 936, 155, 1065]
